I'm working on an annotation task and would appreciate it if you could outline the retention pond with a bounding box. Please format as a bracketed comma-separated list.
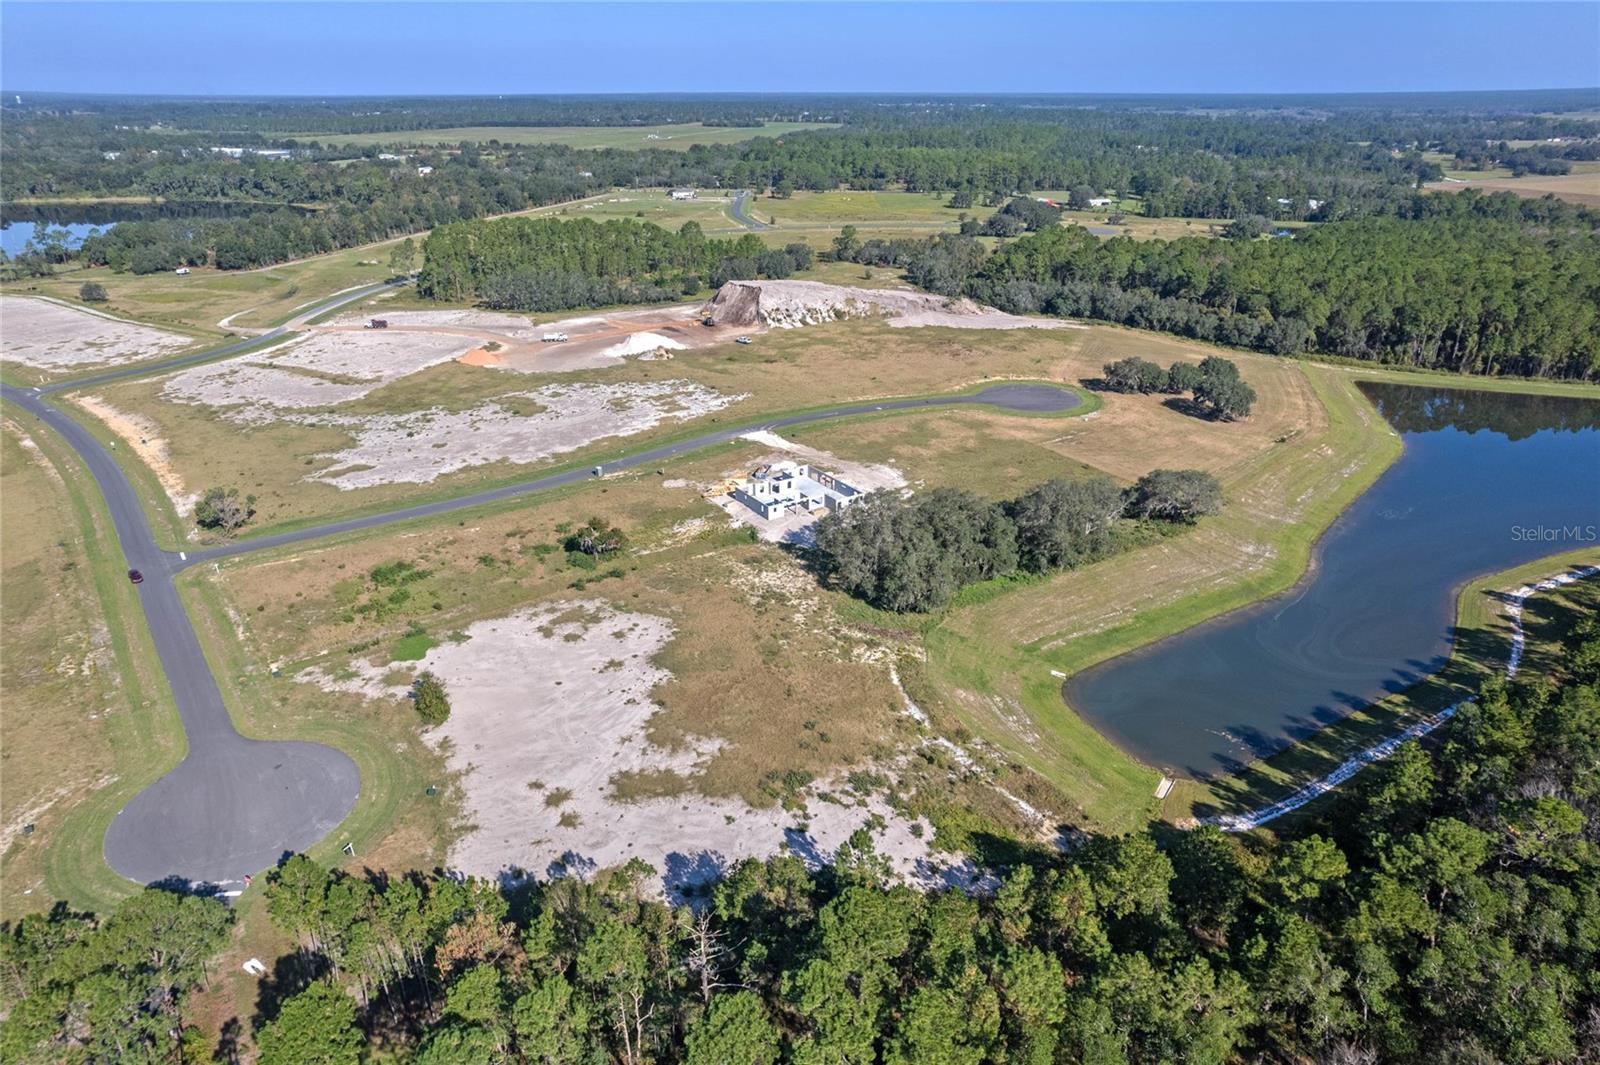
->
[1063, 381, 1600, 779]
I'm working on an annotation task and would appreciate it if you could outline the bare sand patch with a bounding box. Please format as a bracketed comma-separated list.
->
[326, 308, 550, 339]
[161, 330, 476, 420]
[320, 304, 715, 375]
[0, 295, 194, 370]
[306, 602, 974, 896]
[706, 279, 1082, 331]
[308, 380, 744, 489]
[72, 394, 198, 514]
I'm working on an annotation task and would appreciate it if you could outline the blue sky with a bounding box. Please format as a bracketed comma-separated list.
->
[3, 2, 1597, 96]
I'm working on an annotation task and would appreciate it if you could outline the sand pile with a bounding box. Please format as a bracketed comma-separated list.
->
[599, 331, 688, 359]
[704, 279, 1073, 331]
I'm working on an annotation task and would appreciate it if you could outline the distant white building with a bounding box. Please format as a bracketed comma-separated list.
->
[377, 152, 403, 161]
[102, 151, 121, 161]
[416, 165, 434, 176]
[1308, 198, 1325, 211]
[1087, 196, 1114, 208]
[669, 187, 696, 201]
[730, 461, 862, 520]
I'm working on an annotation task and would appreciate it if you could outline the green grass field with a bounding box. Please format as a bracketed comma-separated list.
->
[284, 122, 836, 150]
[0, 405, 186, 917]
[756, 190, 972, 227]
[544, 188, 749, 233]
[911, 357, 1403, 831]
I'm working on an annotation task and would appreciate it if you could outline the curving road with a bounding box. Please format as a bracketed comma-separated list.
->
[1, 279, 406, 887]
[728, 189, 771, 230]
[188, 383, 1080, 568]
[3, 299, 1080, 887]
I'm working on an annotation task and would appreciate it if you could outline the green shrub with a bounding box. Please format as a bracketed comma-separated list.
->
[411, 671, 451, 726]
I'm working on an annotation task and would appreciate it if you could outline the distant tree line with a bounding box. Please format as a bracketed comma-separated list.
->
[813, 469, 1223, 613]
[6, 602, 1596, 1062]
[417, 216, 813, 309]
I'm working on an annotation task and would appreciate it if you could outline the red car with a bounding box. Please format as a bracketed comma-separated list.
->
[127, 569, 144, 584]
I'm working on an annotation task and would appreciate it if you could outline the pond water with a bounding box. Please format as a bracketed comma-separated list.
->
[0, 201, 313, 259]
[1063, 382, 1600, 779]
[0, 221, 115, 258]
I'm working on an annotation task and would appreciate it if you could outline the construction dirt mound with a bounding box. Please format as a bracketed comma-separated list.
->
[704, 279, 1075, 331]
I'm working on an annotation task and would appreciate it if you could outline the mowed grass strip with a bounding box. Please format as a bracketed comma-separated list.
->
[0, 406, 186, 917]
[910, 346, 1402, 832]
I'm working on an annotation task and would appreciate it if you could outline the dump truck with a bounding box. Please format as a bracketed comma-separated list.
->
[542, 332, 569, 343]
[366, 318, 388, 329]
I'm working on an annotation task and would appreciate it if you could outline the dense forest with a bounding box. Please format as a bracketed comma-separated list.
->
[4, 605, 1596, 1063]
[400, 187, 1600, 380]
[961, 192, 1600, 380]
[415, 216, 808, 308]
[791, 191, 1598, 380]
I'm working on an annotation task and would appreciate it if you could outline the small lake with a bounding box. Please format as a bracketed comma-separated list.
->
[0, 201, 314, 258]
[1064, 381, 1600, 779]
[0, 220, 114, 258]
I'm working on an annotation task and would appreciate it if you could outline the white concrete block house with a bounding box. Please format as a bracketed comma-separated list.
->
[731, 461, 862, 520]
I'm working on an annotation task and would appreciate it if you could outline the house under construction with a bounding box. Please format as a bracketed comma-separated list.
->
[729, 461, 862, 520]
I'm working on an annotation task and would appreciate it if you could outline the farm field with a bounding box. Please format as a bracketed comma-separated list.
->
[283, 121, 837, 149]
[752, 189, 973, 228]
[544, 188, 749, 233]
[1426, 169, 1600, 205]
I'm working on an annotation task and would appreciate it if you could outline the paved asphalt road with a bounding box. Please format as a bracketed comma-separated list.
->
[3, 289, 1078, 887]
[188, 383, 1081, 568]
[1, 280, 407, 887]
[728, 189, 771, 230]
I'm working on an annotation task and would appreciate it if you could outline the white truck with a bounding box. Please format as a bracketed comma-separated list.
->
[542, 332, 569, 343]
